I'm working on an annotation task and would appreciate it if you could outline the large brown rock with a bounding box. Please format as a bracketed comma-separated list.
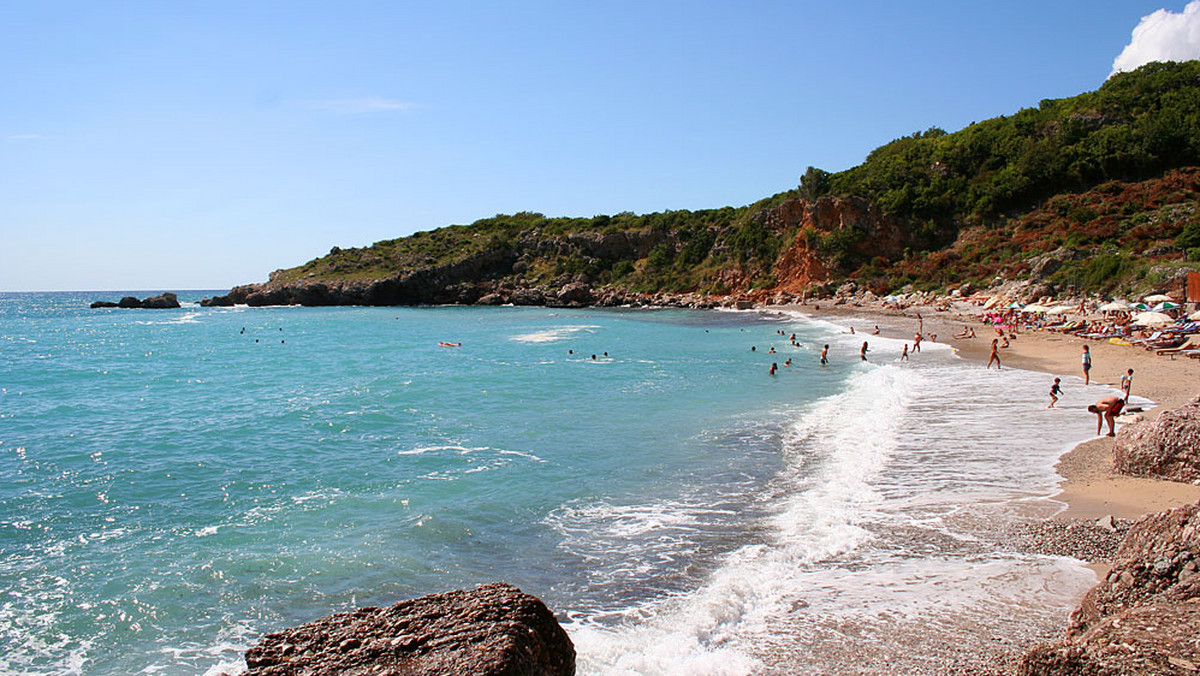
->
[242, 583, 575, 676]
[1113, 395, 1200, 484]
[1019, 501, 1200, 675]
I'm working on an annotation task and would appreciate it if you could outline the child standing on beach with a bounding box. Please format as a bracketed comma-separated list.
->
[1121, 368, 1133, 402]
[1081, 345, 1092, 385]
[1049, 378, 1063, 408]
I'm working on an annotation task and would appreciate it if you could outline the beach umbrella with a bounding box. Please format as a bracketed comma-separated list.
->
[1005, 301, 1025, 310]
[1144, 294, 1174, 303]
[1098, 300, 1129, 312]
[1190, 310, 1200, 321]
[1022, 304, 1050, 313]
[1045, 305, 1073, 314]
[1151, 301, 1181, 312]
[1133, 311, 1174, 326]
[1130, 302, 1151, 312]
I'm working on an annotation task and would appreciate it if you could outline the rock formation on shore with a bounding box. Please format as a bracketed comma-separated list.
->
[90, 292, 181, 309]
[1113, 395, 1200, 485]
[1019, 500, 1200, 675]
[238, 583, 575, 676]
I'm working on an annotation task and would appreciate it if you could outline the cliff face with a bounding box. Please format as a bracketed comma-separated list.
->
[765, 195, 908, 292]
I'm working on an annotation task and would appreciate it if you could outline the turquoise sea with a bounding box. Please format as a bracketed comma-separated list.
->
[1, 293, 1121, 674]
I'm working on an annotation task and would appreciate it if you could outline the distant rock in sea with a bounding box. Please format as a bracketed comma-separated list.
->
[90, 292, 180, 309]
[235, 583, 575, 676]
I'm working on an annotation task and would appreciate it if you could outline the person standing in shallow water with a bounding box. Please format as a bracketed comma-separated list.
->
[1081, 345, 1092, 385]
[1048, 378, 1063, 408]
[860, 341, 869, 361]
[820, 344, 829, 366]
[987, 339, 1001, 369]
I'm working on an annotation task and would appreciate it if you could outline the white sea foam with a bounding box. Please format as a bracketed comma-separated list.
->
[568, 344, 1105, 674]
[510, 325, 600, 343]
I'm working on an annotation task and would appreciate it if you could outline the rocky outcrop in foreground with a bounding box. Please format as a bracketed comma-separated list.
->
[239, 583, 574, 676]
[1113, 395, 1200, 485]
[1019, 501, 1200, 675]
[90, 292, 181, 309]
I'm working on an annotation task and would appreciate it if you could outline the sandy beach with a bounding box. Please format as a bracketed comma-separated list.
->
[799, 300, 1200, 521]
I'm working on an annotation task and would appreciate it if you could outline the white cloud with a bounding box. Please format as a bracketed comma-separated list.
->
[306, 97, 415, 114]
[1111, 1, 1200, 76]
[5, 133, 45, 141]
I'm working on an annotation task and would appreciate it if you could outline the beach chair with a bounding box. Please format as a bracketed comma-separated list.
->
[1155, 337, 1200, 355]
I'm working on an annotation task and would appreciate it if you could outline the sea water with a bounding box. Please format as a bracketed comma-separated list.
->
[0, 293, 1120, 675]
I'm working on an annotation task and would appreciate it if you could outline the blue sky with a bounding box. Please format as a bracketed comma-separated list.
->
[2, 1, 1196, 291]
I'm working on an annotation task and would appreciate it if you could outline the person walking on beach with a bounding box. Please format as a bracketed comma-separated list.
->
[1081, 345, 1092, 385]
[1121, 368, 1134, 402]
[987, 338, 1001, 369]
[1048, 378, 1063, 408]
[820, 344, 829, 366]
[1088, 395, 1125, 436]
[860, 341, 869, 361]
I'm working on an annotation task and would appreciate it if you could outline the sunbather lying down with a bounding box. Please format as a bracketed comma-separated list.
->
[1157, 337, 1200, 355]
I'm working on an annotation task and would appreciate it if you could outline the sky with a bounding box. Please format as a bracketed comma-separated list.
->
[3, 1, 1200, 292]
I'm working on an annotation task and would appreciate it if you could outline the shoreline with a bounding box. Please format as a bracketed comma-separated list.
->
[794, 300, 1200, 521]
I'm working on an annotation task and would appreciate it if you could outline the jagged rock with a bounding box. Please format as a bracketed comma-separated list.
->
[118, 296, 143, 308]
[1113, 395, 1200, 484]
[1019, 501, 1200, 675]
[554, 283, 593, 307]
[89, 301, 119, 308]
[201, 295, 235, 307]
[475, 293, 506, 306]
[241, 583, 574, 676]
[140, 292, 180, 309]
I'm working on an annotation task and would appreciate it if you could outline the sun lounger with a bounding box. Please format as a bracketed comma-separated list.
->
[1156, 338, 1200, 355]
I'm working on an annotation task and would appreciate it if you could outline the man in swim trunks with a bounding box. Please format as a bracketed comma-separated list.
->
[820, 345, 829, 365]
[1088, 396, 1125, 436]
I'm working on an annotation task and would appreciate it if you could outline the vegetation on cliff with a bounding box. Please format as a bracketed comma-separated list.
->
[254, 61, 1200, 304]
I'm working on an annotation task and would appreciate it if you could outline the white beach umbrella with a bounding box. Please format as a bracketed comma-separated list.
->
[1144, 294, 1174, 303]
[1190, 310, 1200, 321]
[1151, 301, 1181, 312]
[1133, 311, 1174, 326]
[1045, 305, 1073, 315]
[1022, 304, 1050, 313]
[1098, 300, 1129, 312]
